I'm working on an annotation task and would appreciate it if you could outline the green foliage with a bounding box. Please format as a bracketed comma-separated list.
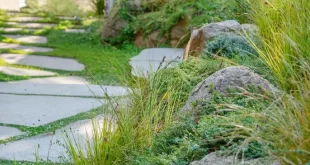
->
[42, 0, 85, 16]
[131, 88, 271, 164]
[92, 0, 105, 15]
[203, 34, 258, 58]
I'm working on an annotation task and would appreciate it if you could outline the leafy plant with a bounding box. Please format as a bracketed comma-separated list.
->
[203, 34, 258, 58]
[92, 0, 105, 15]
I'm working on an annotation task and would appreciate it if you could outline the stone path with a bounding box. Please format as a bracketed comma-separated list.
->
[0, 12, 185, 164]
[0, 54, 85, 71]
[0, 12, 129, 163]
[0, 67, 56, 76]
[129, 48, 184, 77]
[0, 116, 106, 162]
[0, 42, 54, 52]
[2, 35, 48, 44]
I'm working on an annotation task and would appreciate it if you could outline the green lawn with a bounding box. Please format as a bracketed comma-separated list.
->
[0, 13, 139, 84]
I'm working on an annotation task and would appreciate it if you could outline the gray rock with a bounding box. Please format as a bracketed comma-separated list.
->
[0, 126, 25, 141]
[190, 152, 281, 165]
[2, 35, 48, 44]
[200, 20, 241, 40]
[184, 20, 242, 59]
[0, 66, 56, 76]
[182, 66, 273, 112]
[0, 54, 85, 71]
[0, 94, 104, 126]
[0, 42, 54, 52]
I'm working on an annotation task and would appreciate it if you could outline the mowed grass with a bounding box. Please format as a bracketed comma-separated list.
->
[0, 12, 138, 84]
[40, 30, 138, 84]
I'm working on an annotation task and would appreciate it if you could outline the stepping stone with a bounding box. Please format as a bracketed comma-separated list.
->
[0, 42, 53, 52]
[59, 16, 75, 20]
[9, 16, 44, 22]
[0, 83, 128, 97]
[129, 61, 179, 77]
[2, 35, 48, 44]
[0, 116, 106, 162]
[0, 126, 25, 141]
[0, 54, 85, 71]
[0, 67, 56, 76]
[0, 94, 104, 126]
[6, 22, 57, 29]
[10, 76, 89, 84]
[65, 29, 86, 33]
[0, 27, 23, 32]
[131, 48, 184, 62]
[130, 48, 184, 77]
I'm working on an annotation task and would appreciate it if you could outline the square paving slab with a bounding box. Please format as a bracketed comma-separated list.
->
[0, 54, 85, 71]
[2, 35, 48, 44]
[130, 61, 179, 77]
[65, 29, 86, 33]
[131, 48, 184, 62]
[6, 22, 58, 28]
[0, 83, 128, 97]
[0, 116, 106, 162]
[0, 27, 23, 32]
[9, 16, 44, 22]
[0, 42, 54, 52]
[0, 67, 56, 76]
[0, 126, 25, 141]
[0, 94, 104, 126]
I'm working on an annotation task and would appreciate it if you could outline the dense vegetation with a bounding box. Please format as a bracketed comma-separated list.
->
[0, 0, 309, 164]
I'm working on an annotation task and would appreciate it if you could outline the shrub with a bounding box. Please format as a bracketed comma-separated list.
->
[203, 34, 258, 58]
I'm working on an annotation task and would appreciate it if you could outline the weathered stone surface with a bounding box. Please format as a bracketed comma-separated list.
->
[0, 94, 104, 126]
[190, 152, 281, 165]
[0, 67, 56, 76]
[10, 76, 89, 84]
[0, 54, 85, 71]
[0, 42, 54, 52]
[182, 66, 273, 112]
[130, 48, 183, 77]
[0, 116, 106, 162]
[170, 19, 188, 47]
[6, 22, 57, 28]
[0, 126, 25, 141]
[0, 83, 128, 97]
[9, 16, 44, 22]
[2, 35, 48, 44]
[184, 20, 241, 60]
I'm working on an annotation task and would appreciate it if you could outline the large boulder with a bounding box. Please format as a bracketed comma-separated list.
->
[190, 152, 281, 165]
[183, 20, 242, 60]
[181, 66, 273, 113]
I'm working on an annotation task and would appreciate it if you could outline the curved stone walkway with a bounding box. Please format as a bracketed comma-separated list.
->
[0, 12, 127, 163]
